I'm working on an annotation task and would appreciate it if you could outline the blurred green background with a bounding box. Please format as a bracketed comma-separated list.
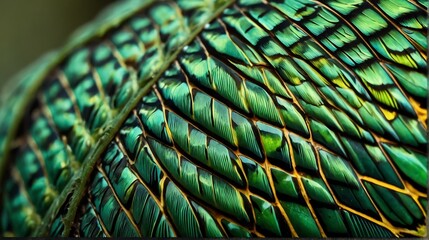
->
[0, 0, 114, 90]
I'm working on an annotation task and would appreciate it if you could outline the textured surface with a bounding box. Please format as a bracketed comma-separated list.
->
[0, 0, 427, 237]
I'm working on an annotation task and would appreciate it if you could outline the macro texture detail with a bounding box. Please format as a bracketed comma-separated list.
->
[0, 0, 427, 237]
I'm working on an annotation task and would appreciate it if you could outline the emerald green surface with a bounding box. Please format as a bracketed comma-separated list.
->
[0, 0, 427, 237]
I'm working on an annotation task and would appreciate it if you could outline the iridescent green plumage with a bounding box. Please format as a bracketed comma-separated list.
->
[0, 0, 427, 237]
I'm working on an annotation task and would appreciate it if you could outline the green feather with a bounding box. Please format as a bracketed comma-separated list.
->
[0, 0, 427, 237]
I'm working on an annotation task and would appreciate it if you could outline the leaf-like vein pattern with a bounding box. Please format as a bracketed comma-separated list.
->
[0, 0, 427, 237]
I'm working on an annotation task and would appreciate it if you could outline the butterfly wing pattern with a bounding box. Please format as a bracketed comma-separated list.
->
[0, 0, 427, 237]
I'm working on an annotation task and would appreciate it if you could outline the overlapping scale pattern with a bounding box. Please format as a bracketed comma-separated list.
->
[0, 0, 232, 236]
[0, 0, 427, 237]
